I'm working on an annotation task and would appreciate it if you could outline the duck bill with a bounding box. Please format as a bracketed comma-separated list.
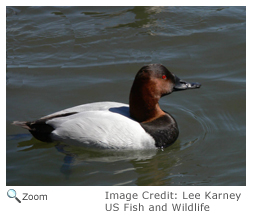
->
[173, 75, 201, 91]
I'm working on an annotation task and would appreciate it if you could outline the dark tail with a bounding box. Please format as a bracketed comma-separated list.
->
[12, 112, 78, 143]
[12, 120, 54, 142]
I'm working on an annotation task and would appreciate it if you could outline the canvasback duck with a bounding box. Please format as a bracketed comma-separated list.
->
[13, 64, 201, 149]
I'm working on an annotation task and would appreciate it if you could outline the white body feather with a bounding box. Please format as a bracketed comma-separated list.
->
[43, 102, 155, 149]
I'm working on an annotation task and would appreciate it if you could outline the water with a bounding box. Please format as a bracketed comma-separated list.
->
[6, 6, 246, 186]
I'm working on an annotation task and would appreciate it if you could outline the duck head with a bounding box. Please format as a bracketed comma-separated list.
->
[129, 64, 201, 122]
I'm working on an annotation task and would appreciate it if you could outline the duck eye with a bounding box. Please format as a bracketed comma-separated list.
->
[162, 75, 167, 79]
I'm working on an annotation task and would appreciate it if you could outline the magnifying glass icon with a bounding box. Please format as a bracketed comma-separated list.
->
[7, 189, 21, 203]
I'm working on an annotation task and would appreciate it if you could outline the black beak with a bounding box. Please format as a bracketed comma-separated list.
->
[173, 75, 201, 91]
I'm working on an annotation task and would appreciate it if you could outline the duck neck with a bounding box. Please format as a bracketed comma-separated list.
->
[129, 79, 165, 123]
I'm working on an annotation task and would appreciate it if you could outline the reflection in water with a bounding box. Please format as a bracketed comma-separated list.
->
[81, 6, 163, 29]
[54, 143, 184, 185]
[54, 143, 158, 163]
[11, 134, 184, 185]
[8, 134, 55, 151]
[110, 7, 160, 29]
[133, 149, 181, 186]
[49, 6, 164, 34]
[55, 144, 76, 178]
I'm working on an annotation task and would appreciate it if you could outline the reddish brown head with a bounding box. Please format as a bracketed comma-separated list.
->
[129, 64, 201, 123]
[129, 64, 175, 123]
